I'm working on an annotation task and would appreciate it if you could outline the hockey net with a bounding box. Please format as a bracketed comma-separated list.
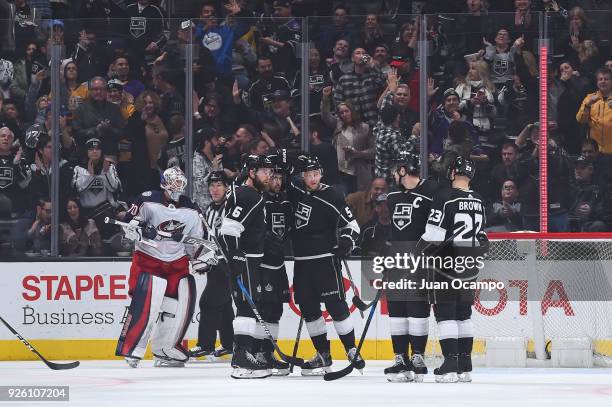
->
[425, 233, 612, 366]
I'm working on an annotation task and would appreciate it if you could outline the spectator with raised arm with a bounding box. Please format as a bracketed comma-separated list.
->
[333, 47, 386, 126]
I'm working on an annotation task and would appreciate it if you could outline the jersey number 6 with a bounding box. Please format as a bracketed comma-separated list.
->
[231, 206, 243, 218]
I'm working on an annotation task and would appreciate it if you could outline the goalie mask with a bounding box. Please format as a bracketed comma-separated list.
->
[161, 166, 187, 201]
[448, 156, 476, 180]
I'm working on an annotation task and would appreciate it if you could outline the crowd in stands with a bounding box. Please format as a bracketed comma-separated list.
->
[0, 0, 610, 257]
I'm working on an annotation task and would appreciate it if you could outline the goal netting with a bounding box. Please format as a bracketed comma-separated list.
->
[424, 233, 612, 366]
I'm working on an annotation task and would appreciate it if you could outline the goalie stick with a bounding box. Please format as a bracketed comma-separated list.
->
[325, 226, 468, 381]
[352, 225, 468, 311]
[0, 316, 80, 370]
[173, 230, 305, 368]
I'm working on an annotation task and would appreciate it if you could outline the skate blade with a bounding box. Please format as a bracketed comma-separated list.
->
[458, 372, 472, 382]
[154, 359, 186, 368]
[271, 368, 290, 376]
[435, 372, 459, 383]
[231, 368, 272, 379]
[385, 371, 414, 383]
[300, 366, 332, 376]
[414, 373, 425, 383]
[189, 355, 227, 363]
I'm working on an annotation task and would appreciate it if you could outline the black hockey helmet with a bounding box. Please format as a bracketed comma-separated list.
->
[244, 154, 274, 172]
[207, 170, 228, 186]
[392, 149, 420, 176]
[297, 153, 322, 173]
[448, 156, 476, 180]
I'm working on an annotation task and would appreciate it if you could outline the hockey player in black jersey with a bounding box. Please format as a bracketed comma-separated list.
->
[419, 156, 489, 383]
[285, 154, 364, 376]
[254, 159, 293, 375]
[383, 150, 439, 382]
[189, 171, 234, 361]
[217, 155, 274, 379]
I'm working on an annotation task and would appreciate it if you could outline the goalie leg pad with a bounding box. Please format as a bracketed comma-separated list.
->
[151, 275, 196, 362]
[116, 273, 167, 359]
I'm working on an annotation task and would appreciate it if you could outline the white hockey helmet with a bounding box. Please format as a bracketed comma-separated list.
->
[160, 166, 187, 201]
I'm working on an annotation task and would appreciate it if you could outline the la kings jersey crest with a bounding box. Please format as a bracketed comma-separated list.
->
[392, 203, 413, 230]
[294, 202, 312, 229]
[130, 17, 146, 38]
[271, 213, 285, 236]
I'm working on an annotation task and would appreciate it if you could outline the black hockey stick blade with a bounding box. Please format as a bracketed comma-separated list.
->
[0, 316, 80, 370]
[43, 360, 81, 370]
[324, 291, 380, 381]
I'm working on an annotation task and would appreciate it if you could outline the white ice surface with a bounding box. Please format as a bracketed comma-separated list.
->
[1, 360, 611, 407]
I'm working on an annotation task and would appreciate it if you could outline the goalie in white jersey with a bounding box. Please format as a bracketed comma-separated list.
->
[116, 167, 210, 368]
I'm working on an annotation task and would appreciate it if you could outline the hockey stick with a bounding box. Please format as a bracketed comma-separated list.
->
[174, 230, 304, 367]
[289, 316, 304, 373]
[235, 278, 304, 367]
[352, 226, 468, 312]
[342, 259, 364, 318]
[323, 290, 380, 381]
[0, 316, 80, 370]
[104, 217, 158, 248]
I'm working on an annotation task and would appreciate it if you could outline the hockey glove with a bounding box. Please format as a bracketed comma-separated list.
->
[191, 261, 211, 275]
[194, 243, 219, 266]
[122, 220, 142, 242]
[225, 250, 247, 279]
[332, 235, 354, 259]
[142, 225, 158, 240]
[264, 231, 285, 258]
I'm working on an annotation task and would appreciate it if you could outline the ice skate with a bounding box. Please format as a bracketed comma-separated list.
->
[347, 347, 366, 373]
[434, 355, 459, 383]
[213, 346, 232, 358]
[154, 355, 186, 367]
[458, 353, 472, 382]
[230, 348, 271, 379]
[384, 354, 414, 382]
[411, 353, 428, 382]
[300, 351, 332, 376]
[189, 345, 215, 359]
[256, 352, 290, 376]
